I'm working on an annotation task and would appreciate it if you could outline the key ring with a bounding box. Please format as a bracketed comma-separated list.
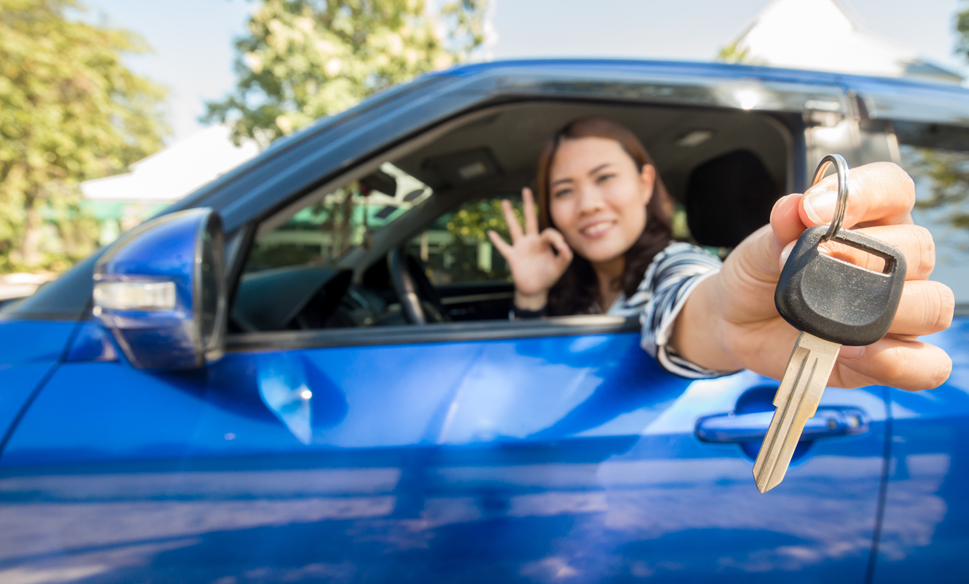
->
[811, 154, 850, 242]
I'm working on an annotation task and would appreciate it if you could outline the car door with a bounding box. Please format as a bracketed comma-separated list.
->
[0, 69, 892, 582]
[2, 220, 889, 583]
[846, 85, 969, 583]
[0, 322, 890, 584]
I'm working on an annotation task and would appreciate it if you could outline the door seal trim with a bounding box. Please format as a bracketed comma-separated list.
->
[226, 315, 639, 352]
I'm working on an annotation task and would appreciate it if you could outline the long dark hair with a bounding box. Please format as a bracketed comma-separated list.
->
[536, 117, 674, 316]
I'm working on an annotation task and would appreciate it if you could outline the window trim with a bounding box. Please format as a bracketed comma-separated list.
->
[441, 291, 514, 306]
[226, 315, 639, 353]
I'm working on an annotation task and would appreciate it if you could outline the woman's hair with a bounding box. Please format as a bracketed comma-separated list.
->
[535, 116, 674, 316]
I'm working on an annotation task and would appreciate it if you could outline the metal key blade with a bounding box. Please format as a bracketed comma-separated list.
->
[753, 331, 840, 493]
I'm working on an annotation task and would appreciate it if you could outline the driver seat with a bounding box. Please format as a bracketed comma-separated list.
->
[685, 149, 783, 248]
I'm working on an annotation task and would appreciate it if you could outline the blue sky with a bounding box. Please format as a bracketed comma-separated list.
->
[83, 0, 969, 141]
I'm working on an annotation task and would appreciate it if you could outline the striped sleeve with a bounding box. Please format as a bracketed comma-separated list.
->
[637, 242, 737, 379]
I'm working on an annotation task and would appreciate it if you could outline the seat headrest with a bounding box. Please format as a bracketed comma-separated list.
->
[685, 149, 782, 248]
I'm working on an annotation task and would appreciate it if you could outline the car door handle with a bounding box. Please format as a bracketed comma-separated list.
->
[695, 407, 869, 444]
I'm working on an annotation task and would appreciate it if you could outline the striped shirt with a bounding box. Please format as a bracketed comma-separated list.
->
[599, 242, 732, 379]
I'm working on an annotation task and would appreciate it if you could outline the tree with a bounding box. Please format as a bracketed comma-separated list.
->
[957, 4, 969, 61]
[440, 197, 520, 282]
[0, 0, 167, 272]
[204, 0, 490, 147]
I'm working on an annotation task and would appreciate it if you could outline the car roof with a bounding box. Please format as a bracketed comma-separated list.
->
[436, 58, 969, 97]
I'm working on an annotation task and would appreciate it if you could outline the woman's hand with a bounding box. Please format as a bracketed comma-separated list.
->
[673, 162, 954, 390]
[488, 188, 574, 310]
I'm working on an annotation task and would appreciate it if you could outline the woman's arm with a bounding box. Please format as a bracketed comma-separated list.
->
[669, 162, 954, 390]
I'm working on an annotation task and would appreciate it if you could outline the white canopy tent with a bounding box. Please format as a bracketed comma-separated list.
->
[81, 125, 259, 204]
[726, 0, 964, 84]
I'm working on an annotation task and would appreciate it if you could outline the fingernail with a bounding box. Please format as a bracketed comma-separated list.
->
[769, 194, 793, 225]
[838, 345, 865, 361]
[803, 188, 838, 224]
[779, 240, 796, 269]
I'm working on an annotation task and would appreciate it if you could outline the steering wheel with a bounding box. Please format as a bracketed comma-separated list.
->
[387, 248, 449, 324]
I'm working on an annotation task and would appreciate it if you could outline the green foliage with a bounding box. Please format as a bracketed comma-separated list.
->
[902, 145, 969, 236]
[957, 4, 969, 61]
[716, 40, 754, 64]
[204, 0, 489, 146]
[435, 197, 518, 283]
[0, 0, 168, 272]
[445, 198, 519, 242]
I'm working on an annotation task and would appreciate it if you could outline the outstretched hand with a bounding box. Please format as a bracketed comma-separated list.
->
[488, 188, 574, 310]
[673, 162, 954, 390]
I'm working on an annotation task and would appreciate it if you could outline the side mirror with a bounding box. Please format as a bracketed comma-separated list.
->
[93, 208, 226, 370]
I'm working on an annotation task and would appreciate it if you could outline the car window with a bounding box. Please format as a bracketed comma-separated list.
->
[405, 194, 523, 286]
[244, 162, 431, 273]
[895, 122, 969, 306]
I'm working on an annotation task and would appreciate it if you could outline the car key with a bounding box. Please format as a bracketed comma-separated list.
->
[752, 154, 907, 493]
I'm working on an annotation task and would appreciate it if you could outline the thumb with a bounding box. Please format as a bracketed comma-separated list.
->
[732, 194, 805, 285]
[541, 228, 573, 264]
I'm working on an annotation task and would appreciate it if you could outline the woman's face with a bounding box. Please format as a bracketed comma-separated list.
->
[548, 137, 655, 265]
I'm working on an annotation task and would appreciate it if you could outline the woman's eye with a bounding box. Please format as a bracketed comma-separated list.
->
[553, 188, 572, 198]
[596, 174, 615, 184]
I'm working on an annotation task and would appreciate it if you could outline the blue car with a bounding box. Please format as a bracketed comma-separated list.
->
[1, 60, 967, 583]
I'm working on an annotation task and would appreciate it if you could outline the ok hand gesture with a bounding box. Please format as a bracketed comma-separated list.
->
[488, 187, 574, 310]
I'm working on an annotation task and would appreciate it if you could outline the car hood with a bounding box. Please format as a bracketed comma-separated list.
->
[0, 319, 78, 368]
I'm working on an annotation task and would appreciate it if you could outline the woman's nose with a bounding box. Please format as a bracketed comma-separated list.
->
[577, 185, 605, 215]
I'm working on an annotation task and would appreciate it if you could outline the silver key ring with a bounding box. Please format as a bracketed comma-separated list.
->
[811, 154, 850, 242]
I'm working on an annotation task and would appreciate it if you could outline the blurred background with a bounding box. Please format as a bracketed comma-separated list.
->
[2, 0, 968, 299]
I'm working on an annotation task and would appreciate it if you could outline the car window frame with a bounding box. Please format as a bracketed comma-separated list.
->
[223, 97, 810, 353]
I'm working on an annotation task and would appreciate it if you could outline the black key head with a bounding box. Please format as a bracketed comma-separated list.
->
[775, 225, 907, 346]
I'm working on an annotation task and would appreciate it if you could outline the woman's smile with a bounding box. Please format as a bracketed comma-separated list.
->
[579, 218, 616, 238]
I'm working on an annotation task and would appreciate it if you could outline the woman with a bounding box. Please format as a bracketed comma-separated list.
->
[488, 117, 953, 390]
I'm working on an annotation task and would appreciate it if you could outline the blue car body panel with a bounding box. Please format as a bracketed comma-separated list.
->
[872, 318, 969, 584]
[63, 321, 117, 363]
[0, 363, 58, 445]
[0, 320, 76, 367]
[0, 320, 77, 439]
[1, 332, 889, 582]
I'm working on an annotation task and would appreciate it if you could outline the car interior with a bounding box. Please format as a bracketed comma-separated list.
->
[229, 101, 795, 334]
